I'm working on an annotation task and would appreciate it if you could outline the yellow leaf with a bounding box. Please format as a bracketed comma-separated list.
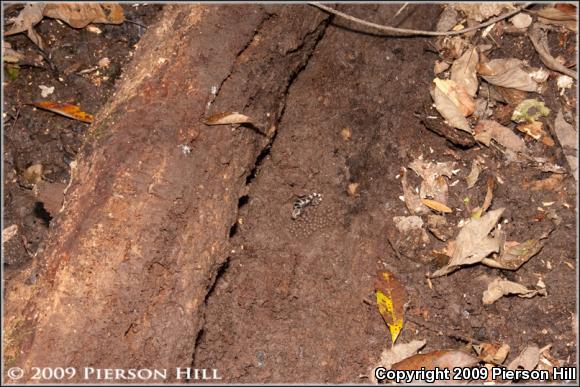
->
[375, 271, 407, 344]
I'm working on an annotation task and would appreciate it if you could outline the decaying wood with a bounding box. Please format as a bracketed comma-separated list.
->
[4, 5, 327, 383]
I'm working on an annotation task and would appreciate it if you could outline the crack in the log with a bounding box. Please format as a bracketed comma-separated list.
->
[188, 14, 329, 373]
[205, 12, 274, 115]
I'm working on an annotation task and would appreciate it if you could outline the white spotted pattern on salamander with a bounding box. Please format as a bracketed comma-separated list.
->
[292, 192, 322, 219]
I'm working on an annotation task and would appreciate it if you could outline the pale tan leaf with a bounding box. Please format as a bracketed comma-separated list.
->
[421, 198, 453, 213]
[433, 78, 475, 116]
[371, 340, 426, 382]
[478, 58, 543, 92]
[474, 342, 510, 364]
[430, 85, 472, 133]
[474, 120, 526, 153]
[483, 232, 549, 270]
[537, 4, 577, 31]
[2, 225, 19, 245]
[482, 278, 546, 305]
[453, 3, 514, 22]
[409, 159, 455, 204]
[205, 112, 253, 126]
[466, 160, 481, 189]
[554, 110, 577, 180]
[401, 169, 428, 215]
[431, 208, 504, 277]
[3, 42, 24, 63]
[451, 47, 479, 97]
[508, 345, 540, 371]
[43, 4, 125, 28]
[4, 3, 45, 36]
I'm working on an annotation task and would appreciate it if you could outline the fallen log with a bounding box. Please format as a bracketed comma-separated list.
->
[4, 4, 327, 383]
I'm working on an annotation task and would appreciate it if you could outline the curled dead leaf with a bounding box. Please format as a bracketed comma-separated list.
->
[371, 340, 426, 382]
[508, 345, 540, 371]
[2, 225, 19, 245]
[23, 164, 43, 185]
[474, 120, 526, 153]
[482, 278, 546, 305]
[474, 342, 510, 364]
[466, 160, 481, 189]
[433, 78, 475, 116]
[31, 102, 93, 123]
[537, 4, 577, 32]
[205, 112, 253, 126]
[421, 198, 453, 214]
[430, 84, 472, 133]
[482, 232, 549, 271]
[431, 208, 504, 278]
[451, 47, 479, 97]
[43, 4, 124, 28]
[478, 58, 545, 93]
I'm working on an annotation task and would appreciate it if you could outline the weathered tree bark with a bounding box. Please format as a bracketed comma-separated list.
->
[4, 5, 327, 383]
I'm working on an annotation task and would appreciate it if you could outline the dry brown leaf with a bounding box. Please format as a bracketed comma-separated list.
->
[529, 24, 577, 80]
[31, 101, 94, 123]
[482, 278, 546, 305]
[451, 47, 479, 97]
[478, 58, 544, 92]
[523, 174, 564, 191]
[23, 164, 43, 185]
[554, 110, 578, 180]
[516, 121, 554, 146]
[481, 176, 495, 214]
[466, 160, 481, 189]
[4, 3, 44, 36]
[421, 198, 453, 214]
[409, 159, 455, 205]
[371, 340, 426, 383]
[3, 42, 24, 63]
[434, 60, 451, 75]
[433, 78, 475, 116]
[474, 342, 510, 364]
[2, 225, 19, 245]
[482, 233, 548, 271]
[401, 168, 428, 215]
[537, 4, 577, 32]
[495, 86, 528, 105]
[508, 345, 540, 371]
[436, 6, 459, 32]
[205, 112, 253, 126]
[474, 120, 526, 153]
[4, 3, 45, 49]
[375, 271, 407, 344]
[43, 4, 124, 28]
[430, 84, 472, 133]
[392, 349, 480, 372]
[431, 208, 504, 277]
[453, 3, 514, 22]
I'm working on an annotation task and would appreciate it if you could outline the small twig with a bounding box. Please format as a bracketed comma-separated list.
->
[124, 19, 148, 29]
[390, 3, 409, 22]
[309, 3, 532, 37]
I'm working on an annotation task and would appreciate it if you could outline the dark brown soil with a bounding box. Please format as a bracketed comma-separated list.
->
[3, 3, 577, 384]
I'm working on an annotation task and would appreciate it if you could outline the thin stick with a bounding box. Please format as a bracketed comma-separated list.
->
[309, 3, 532, 37]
